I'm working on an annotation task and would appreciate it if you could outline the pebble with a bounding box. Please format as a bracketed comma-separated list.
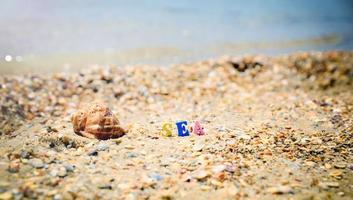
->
[326, 182, 340, 188]
[329, 170, 342, 177]
[57, 167, 67, 177]
[348, 164, 353, 170]
[333, 163, 346, 169]
[236, 131, 251, 140]
[64, 164, 75, 172]
[227, 184, 239, 196]
[320, 182, 340, 189]
[96, 142, 109, 151]
[0, 192, 12, 200]
[20, 150, 31, 159]
[88, 142, 109, 156]
[193, 170, 210, 180]
[49, 169, 58, 177]
[124, 145, 134, 150]
[29, 158, 44, 169]
[217, 126, 228, 132]
[193, 142, 204, 152]
[212, 165, 227, 174]
[98, 184, 112, 190]
[267, 186, 294, 194]
[149, 173, 163, 181]
[53, 194, 61, 200]
[127, 152, 136, 158]
[8, 162, 20, 173]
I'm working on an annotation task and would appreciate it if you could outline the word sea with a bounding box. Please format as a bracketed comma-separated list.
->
[160, 120, 205, 137]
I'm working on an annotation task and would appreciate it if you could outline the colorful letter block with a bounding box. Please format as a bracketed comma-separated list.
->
[175, 121, 190, 137]
[160, 122, 173, 137]
[191, 121, 205, 135]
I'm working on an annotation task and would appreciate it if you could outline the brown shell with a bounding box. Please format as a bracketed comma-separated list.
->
[71, 103, 125, 140]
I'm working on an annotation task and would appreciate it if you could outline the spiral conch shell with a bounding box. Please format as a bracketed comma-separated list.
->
[71, 103, 125, 140]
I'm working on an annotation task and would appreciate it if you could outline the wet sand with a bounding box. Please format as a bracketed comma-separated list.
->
[0, 51, 352, 199]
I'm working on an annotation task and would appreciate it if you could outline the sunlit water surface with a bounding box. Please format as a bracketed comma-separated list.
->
[1, 0, 352, 73]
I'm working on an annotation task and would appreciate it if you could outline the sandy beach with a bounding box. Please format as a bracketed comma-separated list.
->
[0, 51, 352, 199]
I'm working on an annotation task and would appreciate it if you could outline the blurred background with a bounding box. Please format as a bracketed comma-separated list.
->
[1, 0, 353, 74]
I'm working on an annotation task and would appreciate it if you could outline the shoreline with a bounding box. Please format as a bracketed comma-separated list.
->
[0, 33, 345, 75]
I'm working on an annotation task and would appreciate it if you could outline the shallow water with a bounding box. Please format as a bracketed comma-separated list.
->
[1, 0, 353, 73]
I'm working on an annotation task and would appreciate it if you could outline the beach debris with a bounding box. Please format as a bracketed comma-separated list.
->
[319, 182, 340, 189]
[71, 103, 125, 140]
[8, 161, 20, 173]
[29, 158, 44, 169]
[190, 121, 205, 135]
[193, 141, 205, 151]
[175, 120, 190, 137]
[267, 186, 294, 194]
[88, 142, 109, 156]
[193, 170, 210, 181]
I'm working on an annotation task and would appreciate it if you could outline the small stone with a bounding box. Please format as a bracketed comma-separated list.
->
[305, 161, 316, 167]
[88, 142, 109, 156]
[64, 164, 75, 172]
[142, 176, 155, 187]
[212, 165, 226, 174]
[127, 152, 136, 158]
[20, 150, 31, 159]
[158, 190, 173, 200]
[334, 163, 346, 169]
[217, 126, 227, 132]
[214, 172, 225, 181]
[329, 170, 342, 177]
[236, 131, 251, 140]
[118, 183, 131, 190]
[324, 163, 332, 169]
[338, 192, 344, 196]
[49, 169, 58, 177]
[98, 184, 112, 190]
[8, 162, 20, 173]
[29, 158, 44, 169]
[327, 182, 340, 188]
[193, 170, 210, 180]
[0, 192, 12, 200]
[227, 184, 239, 196]
[88, 150, 98, 156]
[46, 126, 58, 133]
[113, 139, 122, 145]
[193, 142, 204, 152]
[150, 173, 163, 181]
[267, 186, 294, 194]
[124, 145, 134, 150]
[57, 167, 67, 177]
[262, 149, 272, 156]
[320, 182, 340, 189]
[53, 194, 61, 200]
[96, 142, 109, 151]
[348, 164, 353, 170]
[200, 185, 212, 191]
[0, 182, 9, 193]
[210, 179, 223, 187]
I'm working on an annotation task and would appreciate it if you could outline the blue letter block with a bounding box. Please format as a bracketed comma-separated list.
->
[175, 121, 190, 137]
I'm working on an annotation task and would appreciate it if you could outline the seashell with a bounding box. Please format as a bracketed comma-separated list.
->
[71, 103, 125, 140]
